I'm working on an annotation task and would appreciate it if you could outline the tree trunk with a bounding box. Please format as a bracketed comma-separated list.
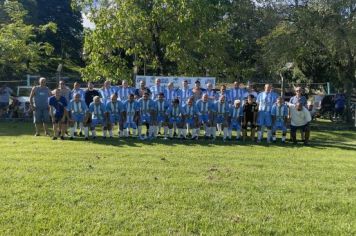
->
[344, 61, 355, 123]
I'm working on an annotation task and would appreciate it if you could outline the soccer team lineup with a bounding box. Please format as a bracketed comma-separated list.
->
[30, 77, 312, 144]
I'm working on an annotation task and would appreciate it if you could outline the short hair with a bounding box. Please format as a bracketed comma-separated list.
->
[248, 94, 255, 99]
[158, 92, 165, 97]
[173, 98, 180, 104]
[234, 99, 241, 105]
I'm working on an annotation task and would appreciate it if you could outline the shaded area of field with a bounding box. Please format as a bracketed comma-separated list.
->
[0, 122, 355, 235]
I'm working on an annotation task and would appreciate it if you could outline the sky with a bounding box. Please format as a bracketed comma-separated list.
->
[82, 13, 95, 29]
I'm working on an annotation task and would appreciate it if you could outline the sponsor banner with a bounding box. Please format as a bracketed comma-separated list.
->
[135, 75, 216, 89]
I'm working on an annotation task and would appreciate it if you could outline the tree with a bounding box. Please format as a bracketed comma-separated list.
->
[19, 0, 84, 74]
[75, 0, 246, 83]
[0, 0, 56, 80]
[258, 0, 355, 121]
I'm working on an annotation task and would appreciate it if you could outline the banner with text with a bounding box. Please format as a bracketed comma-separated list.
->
[135, 76, 216, 89]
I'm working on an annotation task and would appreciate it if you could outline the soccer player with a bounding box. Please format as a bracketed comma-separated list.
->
[29, 77, 52, 136]
[217, 85, 231, 135]
[106, 93, 124, 137]
[49, 89, 68, 140]
[183, 97, 199, 140]
[177, 80, 192, 104]
[242, 94, 258, 142]
[166, 98, 184, 139]
[230, 81, 244, 104]
[122, 94, 140, 138]
[229, 99, 243, 141]
[196, 94, 213, 138]
[155, 92, 170, 139]
[118, 80, 132, 101]
[164, 82, 178, 103]
[67, 93, 88, 139]
[256, 83, 278, 143]
[213, 95, 230, 141]
[203, 83, 217, 101]
[71, 82, 85, 101]
[89, 96, 107, 139]
[150, 78, 164, 100]
[243, 84, 258, 101]
[138, 92, 157, 139]
[100, 80, 116, 104]
[271, 96, 288, 143]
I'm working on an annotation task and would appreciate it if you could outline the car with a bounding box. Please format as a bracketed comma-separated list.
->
[16, 86, 32, 109]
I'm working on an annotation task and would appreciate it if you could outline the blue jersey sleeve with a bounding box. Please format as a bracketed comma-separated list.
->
[82, 101, 88, 112]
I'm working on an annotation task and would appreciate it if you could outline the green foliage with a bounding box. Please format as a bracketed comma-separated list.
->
[0, 0, 56, 79]
[19, 0, 84, 75]
[258, 0, 355, 85]
[77, 0, 255, 83]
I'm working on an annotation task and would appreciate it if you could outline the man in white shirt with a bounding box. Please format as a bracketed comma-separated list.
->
[289, 102, 312, 145]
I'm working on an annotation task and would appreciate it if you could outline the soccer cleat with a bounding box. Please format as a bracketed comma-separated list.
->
[281, 140, 286, 144]
[74, 132, 78, 136]
[92, 136, 96, 140]
[52, 137, 57, 140]
[60, 136, 64, 140]
[69, 137, 74, 140]
[79, 131, 83, 137]
[34, 133, 40, 137]
[85, 137, 89, 141]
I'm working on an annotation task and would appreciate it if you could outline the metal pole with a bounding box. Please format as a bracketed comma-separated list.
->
[327, 82, 330, 95]
[280, 72, 285, 99]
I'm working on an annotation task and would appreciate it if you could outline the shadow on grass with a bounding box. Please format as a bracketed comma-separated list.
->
[1, 121, 355, 151]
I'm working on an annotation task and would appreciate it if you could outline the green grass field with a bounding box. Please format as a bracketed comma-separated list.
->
[0, 122, 355, 235]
